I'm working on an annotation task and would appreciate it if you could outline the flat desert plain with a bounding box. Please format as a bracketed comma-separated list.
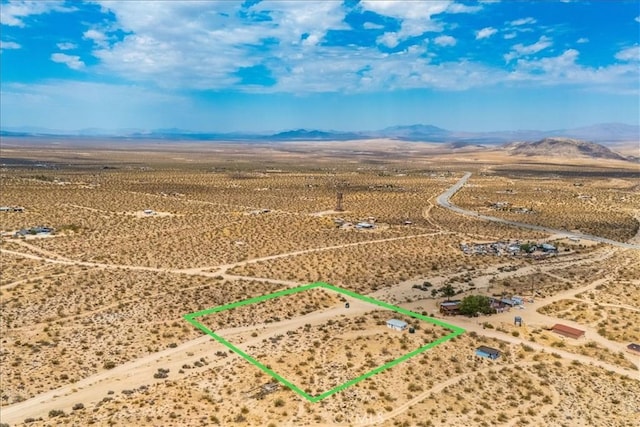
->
[1, 138, 639, 427]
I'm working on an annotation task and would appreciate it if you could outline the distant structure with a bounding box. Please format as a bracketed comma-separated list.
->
[551, 324, 585, 339]
[335, 192, 344, 211]
[14, 226, 53, 237]
[475, 346, 500, 360]
[0, 206, 24, 213]
[386, 319, 408, 331]
[514, 316, 523, 326]
[439, 300, 461, 316]
[355, 222, 374, 230]
[626, 343, 640, 355]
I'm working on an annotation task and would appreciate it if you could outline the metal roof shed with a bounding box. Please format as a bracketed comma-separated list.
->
[386, 319, 408, 331]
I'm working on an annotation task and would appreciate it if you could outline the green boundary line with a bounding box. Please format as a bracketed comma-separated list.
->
[183, 281, 464, 402]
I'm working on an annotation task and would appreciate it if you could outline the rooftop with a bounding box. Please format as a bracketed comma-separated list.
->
[476, 346, 500, 356]
[552, 324, 585, 337]
[386, 319, 408, 328]
[627, 343, 640, 352]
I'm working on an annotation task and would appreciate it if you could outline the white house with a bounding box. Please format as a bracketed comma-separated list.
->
[386, 319, 408, 331]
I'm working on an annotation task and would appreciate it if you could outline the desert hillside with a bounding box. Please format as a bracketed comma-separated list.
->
[505, 138, 629, 160]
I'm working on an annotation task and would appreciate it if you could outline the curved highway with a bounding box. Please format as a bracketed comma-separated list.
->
[436, 172, 640, 250]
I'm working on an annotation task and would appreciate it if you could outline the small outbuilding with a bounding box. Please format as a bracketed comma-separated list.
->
[356, 222, 374, 229]
[0, 206, 24, 212]
[500, 298, 520, 307]
[551, 324, 585, 339]
[627, 343, 640, 355]
[439, 301, 461, 316]
[475, 346, 500, 360]
[386, 319, 408, 331]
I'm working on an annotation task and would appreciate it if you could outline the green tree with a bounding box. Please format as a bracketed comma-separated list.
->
[441, 284, 456, 301]
[459, 295, 494, 317]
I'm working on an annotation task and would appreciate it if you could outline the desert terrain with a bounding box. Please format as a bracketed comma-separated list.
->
[1, 138, 639, 426]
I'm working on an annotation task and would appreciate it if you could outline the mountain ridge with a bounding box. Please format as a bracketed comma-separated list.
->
[504, 137, 630, 161]
[2, 122, 638, 145]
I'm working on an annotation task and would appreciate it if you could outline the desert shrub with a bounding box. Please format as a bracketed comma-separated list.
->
[48, 409, 65, 418]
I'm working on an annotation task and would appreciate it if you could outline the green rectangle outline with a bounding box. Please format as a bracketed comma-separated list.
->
[183, 281, 465, 402]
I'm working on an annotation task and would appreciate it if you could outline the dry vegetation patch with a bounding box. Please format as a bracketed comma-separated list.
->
[0, 252, 61, 287]
[18, 333, 508, 426]
[245, 310, 451, 397]
[196, 288, 342, 329]
[538, 363, 640, 427]
[228, 234, 511, 294]
[1, 270, 277, 404]
[538, 299, 603, 324]
[489, 270, 573, 298]
[451, 173, 640, 242]
[538, 295, 640, 343]
[577, 280, 640, 308]
[2, 170, 447, 269]
[2, 144, 638, 426]
[488, 321, 636, 370]
[429, 205, 549, 241]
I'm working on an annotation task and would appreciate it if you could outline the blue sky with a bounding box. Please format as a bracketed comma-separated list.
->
[1, 0, 639, 132]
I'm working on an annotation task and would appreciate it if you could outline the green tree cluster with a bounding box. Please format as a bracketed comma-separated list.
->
[459, 295, 494, 316]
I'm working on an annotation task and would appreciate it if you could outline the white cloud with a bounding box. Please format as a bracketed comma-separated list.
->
[92, 1, 349, 90]
[434, 35, 457, 47]
[51, 53, 85, 70]
[83, 29, 110, 48]
[475, 27, 497, 40]
[577, 38, 589, 44]
[503, 32, 517, 40]
[360, 1, 450, 40]
[378, 32, 400, 48]
[363, 22, 384, 30]
[56, 42, 77, 51]
[506, 49, 639, 95]
[615, 45, 640, 62]
[0, 1, 74, 27]
[504, 35, 553, 62]
[510, 17, 537, 26]
[635, 16, 640, 23]
[0, 40, 22, 50]
[28, 1, 632, 99]
[446, 3, 482, 14]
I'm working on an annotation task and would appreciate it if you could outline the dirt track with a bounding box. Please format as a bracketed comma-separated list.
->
[1, 176, 638, 425]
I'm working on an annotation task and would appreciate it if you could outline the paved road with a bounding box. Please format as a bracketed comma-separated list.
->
[437, 172, 640, 250]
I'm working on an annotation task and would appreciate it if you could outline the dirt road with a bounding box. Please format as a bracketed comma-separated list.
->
[2, 179, 638, 424]
[437, 172, 640, 250]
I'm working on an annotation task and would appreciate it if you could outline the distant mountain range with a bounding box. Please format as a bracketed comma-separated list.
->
[1, 122, 638, 145]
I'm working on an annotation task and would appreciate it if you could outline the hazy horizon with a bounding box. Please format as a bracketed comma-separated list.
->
[2, 121, 639, 137]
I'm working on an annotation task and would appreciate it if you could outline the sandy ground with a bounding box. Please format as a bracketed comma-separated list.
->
[1, 232, 636, 425]
[1, 153, 638, 426]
